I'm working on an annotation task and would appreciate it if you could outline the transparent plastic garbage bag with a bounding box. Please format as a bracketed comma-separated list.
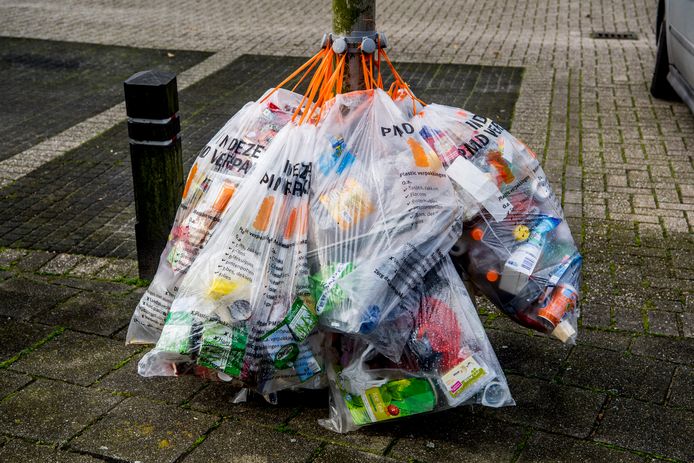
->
[138, 122, 329, 394]
[320, 256, 513, 433]
[412, 104, 582, 343]
[126, 89, 304, 345]
[308, 89, 462, 348]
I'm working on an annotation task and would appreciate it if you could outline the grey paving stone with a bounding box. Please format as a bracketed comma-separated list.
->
[40, 253, 84, 275]
[0, 248, 26, 268]
[486, 329, 570, 380]
[0, 318, 54, 362]
[188, 382, 298, 425]
[0, 439, 104, 463]
[286, 404, 395, 454]
[577, 328, 632, 352]
[70, 396, 216, 463]
[613, 307, 645, 333]
[668, 366, 694, 411]
[518, 431, 643, 463]
[11, 330, 139, 386]
[94, 259, 139, 280]
[96, 351, 205, 404]
[630, 336, 694, 365]
[314, 445, 400, 463]
[390, 411, 525, 463]
[15, 250, 57, 272]
[596, 397, 693, 462]
[38, 291, 135, 336]
[111, 324, 128, 342]
[487, 375, 606, 438]
[182, 419, 319, 463]
[647, 310, 680, 337]
[682, 313, 694, 338]
[0, 370, 32, 398]
[0, 378, 121, 442]
[68, 257, 111, 278]
[484, 312, 537, 336]
[580, 303, 613, 329]
[561, 345, 675, 402]
[0, 276, 80, 320]
[48, 276, 133, 294]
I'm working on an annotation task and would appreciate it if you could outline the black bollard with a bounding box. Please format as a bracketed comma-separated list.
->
[124, 70, 183, 280]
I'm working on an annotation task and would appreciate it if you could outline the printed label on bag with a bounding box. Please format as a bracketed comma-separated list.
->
[441, 356, 487, 399]
[133, 290, 173, 331]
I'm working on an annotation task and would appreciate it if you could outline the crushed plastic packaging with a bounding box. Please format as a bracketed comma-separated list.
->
[138, 122, 329, 394]
[308, 89, 463, 354]
[319, 256, 513, 433]
[412, 104, 583, 343]
[126, 89, 304, 346]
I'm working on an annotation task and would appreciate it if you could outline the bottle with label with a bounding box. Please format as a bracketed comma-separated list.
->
[499, 217, 560, 294]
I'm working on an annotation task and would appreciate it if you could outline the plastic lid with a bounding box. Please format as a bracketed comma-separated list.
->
[551, 319, 576, 343]
[481, 381, 509, 407]
[471, 227, 484, 241]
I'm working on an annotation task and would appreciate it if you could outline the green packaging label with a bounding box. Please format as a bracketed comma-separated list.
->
[157, 311, 193, 355]
[286, 298, 318, 342]
[310, 262, 354, 315]
[260, 297, 320, 381]
[342, 378, 437, 425]
[197, 322, 248, 377]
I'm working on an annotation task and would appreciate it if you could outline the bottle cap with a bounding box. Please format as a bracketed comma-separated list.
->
[471, 227, 484, 241]
[551, 319, 576, 343]
[486, 270, 499, 282]
[513, 224, 530, 241]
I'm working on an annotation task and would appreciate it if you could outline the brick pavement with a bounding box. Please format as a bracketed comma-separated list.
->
[0, 0, 693, 462]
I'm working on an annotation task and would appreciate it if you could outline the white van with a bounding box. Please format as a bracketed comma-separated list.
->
[651, 0, 694, 114]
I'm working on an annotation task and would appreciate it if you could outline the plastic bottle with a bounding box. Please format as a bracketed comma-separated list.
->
[499, 217, 559, 294]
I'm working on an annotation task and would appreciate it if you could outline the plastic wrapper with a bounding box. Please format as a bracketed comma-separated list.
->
[320, 256, 513, 433]
[138, 122, 330, 394]
[412, 104, 582, 343]
[308, 89, 462, 350]
[126, 89, 303, 345]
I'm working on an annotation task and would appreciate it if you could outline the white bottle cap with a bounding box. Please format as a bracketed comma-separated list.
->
[551, 319, 576, 343]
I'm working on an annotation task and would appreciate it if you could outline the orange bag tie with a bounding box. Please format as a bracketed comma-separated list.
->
[360, 52, 371, 90]
[290, 49, 327, 93]
[303, 53, 346, 125]
[292, 49, 335, 122]
[261, 48, 327, 104]
[380, 49, 426, 114]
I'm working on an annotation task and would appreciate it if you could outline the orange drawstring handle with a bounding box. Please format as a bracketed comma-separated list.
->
[361, 52, 379, 90]
[264, 37, 422, 125]
[303, 53, 346, 125]
[261, 47, 328, 104]
[292, 48, 335, 122]
[360, 51, 371, 90]
[380, 48, 426, 114]
[290, 49, 327, 93]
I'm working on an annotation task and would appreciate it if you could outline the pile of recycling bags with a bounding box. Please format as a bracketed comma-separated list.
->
[126, 45, 582, 432]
